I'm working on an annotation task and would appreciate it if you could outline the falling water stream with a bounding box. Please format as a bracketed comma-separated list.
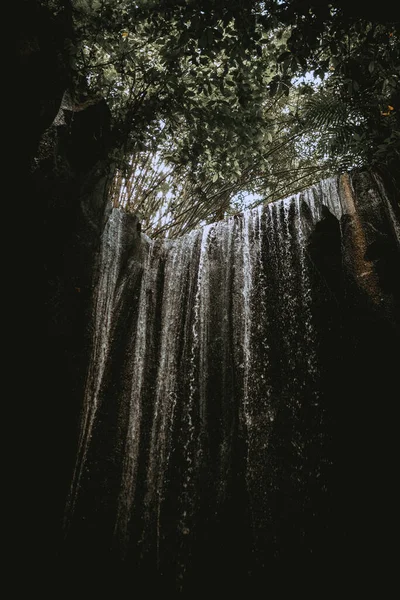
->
[63, 173, 399, 590]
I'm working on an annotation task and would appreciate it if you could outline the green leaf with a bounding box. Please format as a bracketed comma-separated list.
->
[269, 79, 278, 97]
[277, 51, 291, 63]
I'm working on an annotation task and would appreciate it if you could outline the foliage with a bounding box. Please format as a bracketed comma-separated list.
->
[42, 1, 400, 237]
[109, 83, 332, 237]
[269, 2, 400, 169]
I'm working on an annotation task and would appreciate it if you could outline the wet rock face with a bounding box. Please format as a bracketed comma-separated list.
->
[60, 171, 399, 593]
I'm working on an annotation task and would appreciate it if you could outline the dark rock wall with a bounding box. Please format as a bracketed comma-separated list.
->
[14, 1, 115, 568]
[335, 172, 400, 587]
[16, 0, 73, 172]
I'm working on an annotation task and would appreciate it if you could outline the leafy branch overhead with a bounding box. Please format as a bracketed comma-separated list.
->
[46, 1, 400, 237]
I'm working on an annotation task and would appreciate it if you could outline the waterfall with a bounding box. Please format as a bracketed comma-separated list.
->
[63, 172, 400, 591]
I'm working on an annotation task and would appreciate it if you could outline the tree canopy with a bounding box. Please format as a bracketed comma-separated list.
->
[41, 0, 400, 237]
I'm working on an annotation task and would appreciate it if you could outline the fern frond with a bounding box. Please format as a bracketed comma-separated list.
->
[303, 92, 350, 129]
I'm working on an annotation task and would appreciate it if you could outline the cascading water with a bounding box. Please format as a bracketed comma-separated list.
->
[63, 172, 399, 592]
